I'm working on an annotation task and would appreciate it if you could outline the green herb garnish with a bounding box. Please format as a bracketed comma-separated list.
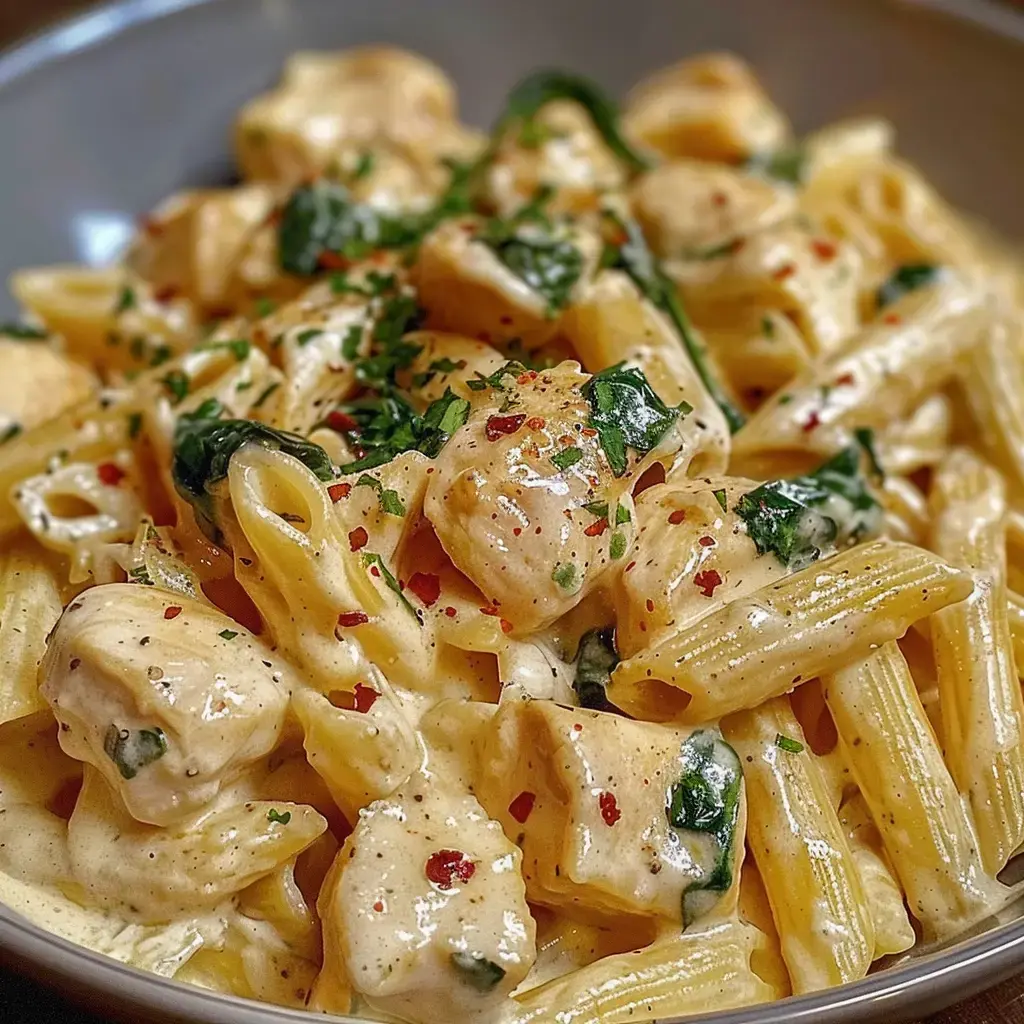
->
[356, 473, 406, 517]
[775, 734, 804, 754]
[581, 362, 685, 477]
[0, 423, 22, 445]
[450, 952, 506, 993]
[551, 561, 580, 592]
[267, 808, 292, 825]
[363, 552, 418, 619]
[876, 263, 943, 309]
[103, 725, 167, 780]
[114, 284, 137, 315]
[734, 445, 881, 570]
[218, 629, 238, 640]
[601, 211, 744, 433]
[573, 627, 618, 711]
[0, 322, 48, 340]
[667, 729, 743, 925]
[745, 146, 807, 185]
[160, 370, 190, 404]
[295, 328, 324, 347]
[551, 446, 583, 471]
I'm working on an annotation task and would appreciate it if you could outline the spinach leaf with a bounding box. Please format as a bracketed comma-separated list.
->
[734, 445, 881, 570]
[0, 322, 48, 341]
[492, 70, 651, 173]
[666, 729, 743, 925]
[481, 232, 583, 314]
[450, 952, 506, 993]
[336, 388, 470, 474]
[173, 408, 335, 540]
[103, 725, 168, 780]
[601, 211, 745, 433]
[572, 627, 619, 711]
[582, 363, 686, 477]
[744, 146, 807, 185]
[876, 263, 943, 309]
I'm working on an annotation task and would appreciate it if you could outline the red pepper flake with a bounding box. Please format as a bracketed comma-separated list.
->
[97, 462, 124, 486]
[580, 427, 598, 438]
[801, 410, 821, 433]
[516, 371, 538, 385]
[694, 569, 723, 598]
[883, 312, 902, 325]
[512, 527, 522, 537]
[834, 372, 855, 386]
[139, 214, 164, 236]
[811, 239, 837, 262]
[711, 190, 728, 208]
[353, 683, 379, 713]
[508, 791, 536, 824]
[526, 416, 546, 430]
[348, 526, 369, 552]
[372, 900, 384, 913]
[337, 611, 370, 628]
[425, 849, 475, 889]
[154, 284, 180, 303]
[645, 598, 655, 612]
[668, 509, 687, 525]
[326, 411, 359, 434]
[573, 723, 583, 732]
[369, 564, 380, 577]
[486, 413, 527, 441]
[164, 606, 182, 620]
[698, 535, 716, 547]
[480, 605, 499, 617]
[444, 606, 457, 618]
[318, 251, 351, 271]
[584, 517, 609, 537]
[499, 315, 514, 326]
[407, 572, 441, 607]
[599, 791, 621, 827]
[500, 618, 514, 635]
[328, 482, 351, 502]
[625, 560, 636, 573]
[772, 263, 796, 282]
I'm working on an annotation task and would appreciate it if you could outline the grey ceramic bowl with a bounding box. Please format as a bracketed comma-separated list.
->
[1, 0, 1024, 1021]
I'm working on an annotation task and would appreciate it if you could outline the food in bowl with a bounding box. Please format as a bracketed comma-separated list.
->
[0, 43, 1022, 1023]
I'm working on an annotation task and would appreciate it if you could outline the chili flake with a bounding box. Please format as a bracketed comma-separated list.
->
[801, 410, 821, 433]
[164, 606, 182, 620]
[694, 569, 723, 597]
[698, 535, 716, 547]
[348, 526, 369, 552]
[834, 372, 855, 386]
[353, 683, 379, 713]
[598, 791, 621, 827]
[425, 849, 476, 889]
[811, 239, 837, 262]
[337, 611, 370, 628]
[97, 463, 125, 486]
[508, 791, 536, 824]
[500, 618, 514, 635]
[486, 414, 526, 441]
[883, 313, 902, 325]
[772, 263, 796, 282]
[444, 606, 457, 618]
[584, 517, 609, 537]
[668, 509, 687, 525]
[407, 572, 441, 607]
[326, 410, 360, 433]
[526, 416, 546, 430]
[328, 482, 351, 502]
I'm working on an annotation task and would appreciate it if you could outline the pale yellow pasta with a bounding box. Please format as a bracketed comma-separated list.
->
[610, 540, 972, 724]
[928, 449, 1024, 875]
[1007, 590, 1024, 675]
[510, 919, 780, 1024]
[875, 393, 952, 476]
[723, 699, 874, 994]
[823, 643, 1006, 941]
[0, 538, 63, 725]
[0, 338, 96, 437]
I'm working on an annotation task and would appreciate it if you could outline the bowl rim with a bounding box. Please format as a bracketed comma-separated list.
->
[2, 0, 1024, 1021]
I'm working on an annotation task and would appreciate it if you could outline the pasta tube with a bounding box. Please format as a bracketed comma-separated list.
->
[823, 643, 1005, 940]
[609, 540, 972, 724]
[928, 449, 1024, 875]
[723, 699, 874, 994]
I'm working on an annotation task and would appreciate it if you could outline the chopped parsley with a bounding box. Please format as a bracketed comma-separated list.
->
[744, 146, 807, 185]
[160, 370, 190, 404]
[295, 328, 324, 347]
[465, 361, 528, 393]
[127, 412, 143, 440]
[551, 561, 580, 592]
[733, 445, 882, 570]
[267, 808, 292, 825]
[114, 284, 137, 315]
[491, 70, 651, 173]
[712, 488, 728, 513]
[609, 531, 627, 560]
[775, 733, 804, 754]
[252, 382, 280, 409]
[572, 627, 618, 711]
[582, 500, 631, 525]
[0, 321, 48, 340]
[450, 952, 506, 993]
[200, 337, 251, 361]
[356, 473, 406, 517]
[341, 325, 363, 360]
[600, 211, 744, 433]
[128, 565, 154, 586]
[854, 426, 885, 481]
[352, 151, 375, 181]
[667, 729, 743, 925]
[0, 423, 22, 445]
[103, 725, 167, 780]
[254, 297, 277, 318]
[876, 264, 943, 309]
[581, 363, 686, 476]
[551, 446, 583, 471]
[218, 629, 239, 640]
[363, 552, 418, 619]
